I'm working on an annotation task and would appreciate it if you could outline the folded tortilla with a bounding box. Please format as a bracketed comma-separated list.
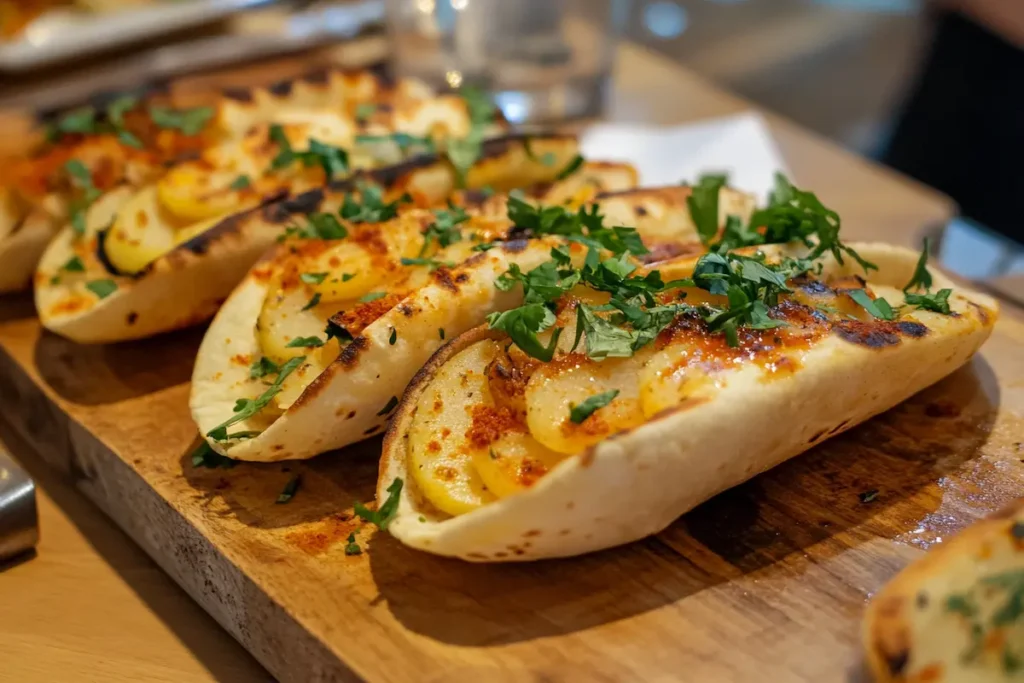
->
[378, 243, 998, 561]
[36, 132, 570, 343]
[189, 181, 756, 462]
[0, 69, 462, 293]
[863, 498, 1024, 682]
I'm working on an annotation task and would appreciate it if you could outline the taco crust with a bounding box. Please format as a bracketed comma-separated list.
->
[864, 499, 1024, 683]
[377, 243, 997, 561]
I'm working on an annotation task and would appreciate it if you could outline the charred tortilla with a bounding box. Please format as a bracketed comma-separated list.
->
[375, 237, 996, 561]
[189, 179, 756, 462]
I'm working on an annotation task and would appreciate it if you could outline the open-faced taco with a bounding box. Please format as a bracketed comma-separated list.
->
[375, 178, 998, 561]
[189, 175, 757, 462]
[34, 124, 567, 343]
[2, 68, 457, 293]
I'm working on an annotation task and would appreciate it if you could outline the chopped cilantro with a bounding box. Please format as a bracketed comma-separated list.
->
[249, 356, 279, 379]
[858, 489, 880, 503]
[206, 356, 305, 441]
[230, 175, 251, 190]
[190, 441, 237, 469]
[85, 279, 117, 299]
[389, 327, 397, 345]
[269, 124, 349, 180]
[848, 289, 895, 320]
[341, 273, 356, 282]
[355, 132, 434, 154]
[339, 185, 411, 224]
[300, 272, 328, 285]
[438, 328, 445, 340]
[301, 292, 322, 311]
[569, 390, 620, 424]
[419, 204, 468, 256]
[904, 238, 934, 292]
[64, 159, 102, 236]
[554, 154, 584, 181]
[524, 137, 557, 166]
[286, 336, 324, 348]
[276, 474, 301, 504]
[149, 106, 214, 136]
[353, 478, 403, 531]
[359, 291, 387, 303]
[60, 256, 85, 273]
[905, 288, 952, 315]
[344, 531, 362, 555]
[487, 304, 562, 362]
[687, 173, 729, 245]
[400, 257, 455, 271]
[282, 213, 348, 241]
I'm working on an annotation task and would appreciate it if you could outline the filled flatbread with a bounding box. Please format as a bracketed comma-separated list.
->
[34, 121, 552, 342]
[864, 498, 1024, 682]
[1, 68, 456, 293]
[189, 178, 756, 462]
[375, 182, 997, 560]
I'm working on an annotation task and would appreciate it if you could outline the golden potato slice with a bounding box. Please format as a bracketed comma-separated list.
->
[638, 348, 719, 419]
[408, 339, 500, 516]
[471, 432, 567, 499]
[102, 185, 179, 274]
[524, 350, 649, 455]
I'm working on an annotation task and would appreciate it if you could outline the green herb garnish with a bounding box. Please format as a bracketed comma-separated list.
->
[230, 175, 251, 190]
[569, 390, 620, 424]
[286, 336, 324, 348]
[400, 257, 455, 271]
[359, 291, 387, 303]
[60, 256, 85, 273]
[276, 474, 301, 504]
[389, 328, 397, 345]
[64, 159, 102, 236]
[149, 106, 214, 136]
[419, 204, 468, 256]
[85, 279, 117, 299]
[249, 356, 279, 379]
[190, 441, 237, 469]
[355, 132, 434, 154]
[904, 237, 934, 292]
[206, 356, 306, 441]
[554, 154, 584, 181]
[905, 288, 952, 315]
[524, 137, 557, 166]
[353, 477, 403, 531]
[269, 124, 350, 180]
[301, 293, 322, 311]
[848, 289, 895, 320]
[339, 185, 411, 224]
[300, 272, 328, 285]
[344, 531, 362, 555]
[687, 173, 729, 245]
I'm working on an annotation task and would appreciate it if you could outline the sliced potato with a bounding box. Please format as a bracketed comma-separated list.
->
[102, 185, 180, 274]
[471, 432, 567, 499]
[525, 350, 649, 455]
[408, 339, 501, 516]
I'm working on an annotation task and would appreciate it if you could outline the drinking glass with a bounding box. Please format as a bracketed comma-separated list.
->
[384, 0, 630, 122]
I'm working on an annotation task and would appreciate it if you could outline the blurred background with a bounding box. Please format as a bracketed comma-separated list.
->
[1, 0, 1021, 291]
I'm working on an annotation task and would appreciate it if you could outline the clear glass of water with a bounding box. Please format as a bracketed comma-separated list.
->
[384, 0, 630, 123]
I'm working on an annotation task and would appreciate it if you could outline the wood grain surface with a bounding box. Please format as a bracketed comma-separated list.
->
[1, 41, 1022, 683]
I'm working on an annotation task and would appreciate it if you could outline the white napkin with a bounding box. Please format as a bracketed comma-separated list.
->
[581, 112, 788, 203]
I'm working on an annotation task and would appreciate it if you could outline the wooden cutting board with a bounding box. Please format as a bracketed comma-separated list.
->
[0, 290, 1023, 682]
